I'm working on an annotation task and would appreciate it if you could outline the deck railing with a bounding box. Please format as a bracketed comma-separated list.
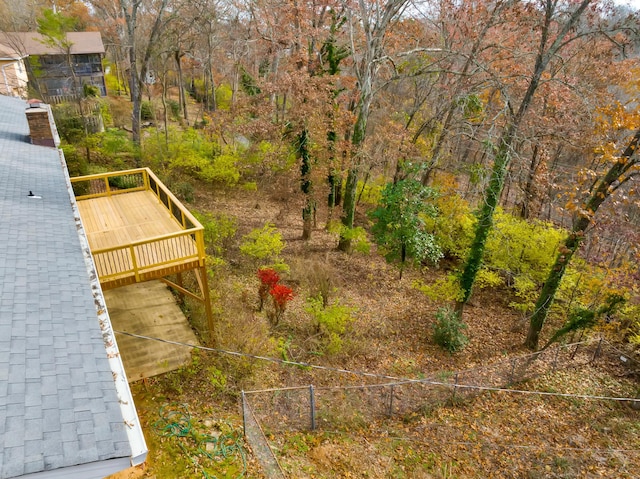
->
[71, 168, 206, 283]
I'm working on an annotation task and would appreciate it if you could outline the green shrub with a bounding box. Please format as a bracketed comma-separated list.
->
[96, 128, 135, 159]
[141, 101, 154, 121]
[98, 101, 112, 128]
[62, 144, 87, 178]
[328, 221, 370, 255]
[239, 223, 285, 263]
[485, 210, 564, 283]
[215, 83, 233, 110]
[414, 274, 464, 303]
[193, 211, 237, 257]
[52, 104, 84, 143]
[191, 78, 213, 103]
[432, 307, 468, 353]
[475, 269, 504, 289]
[83, 83, 100, 98]
[148, 128, 241, 186]
[424, 181, 475, 261]
[305, 295, 357, 355]
[173, 181, 194, 203]
[369, 179, 441, 275]
[356, 176, 385, 205]
[199, 153, 241, 185]
[167, 99, 181, 120]
[243, 140, 296, 173]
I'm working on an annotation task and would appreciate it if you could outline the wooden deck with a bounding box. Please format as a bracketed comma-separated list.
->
[78, 190, 184, 249]
[74, 178, 202, 290]
[71, 168, 214, 336]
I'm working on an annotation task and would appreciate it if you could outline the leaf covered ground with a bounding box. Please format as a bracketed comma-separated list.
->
[110, 178, 639, 479]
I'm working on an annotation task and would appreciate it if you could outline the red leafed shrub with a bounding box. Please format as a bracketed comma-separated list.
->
[257, 268, 280, 311]
[269, 284, 295, 323]
[257, 268, 280, 287]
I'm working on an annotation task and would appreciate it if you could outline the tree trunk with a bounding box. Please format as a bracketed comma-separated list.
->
[175, 49, 188, 122]
[338, 96, 368, 251]
[520, 144, 540, 219]
[338, 0, 408, 251]
[458, 127, 515, 304]
[456, 0, 593, 314]
[525, 128, 640, 350]
[418, 0, 510, 186]
[121, 0, 170, 160]
[298, 128, 313, 240]
[161, 72, 169, 145]
[337, 167, 358, 251]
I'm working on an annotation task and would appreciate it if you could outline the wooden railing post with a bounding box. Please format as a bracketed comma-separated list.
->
[129, 244, 139, 282]
[143, 168, 150, 191]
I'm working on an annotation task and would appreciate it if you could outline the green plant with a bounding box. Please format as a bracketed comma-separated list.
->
[370, 179, 442, 277]
[275, 336, 292, 361]
[83, 83, 99, 98]
[215, 83, 233, 110]
[206, 365, 227, 393]
[432, 307, 468, 353]
[167, 99, 181, 120]
[356, 176, 385, 205]
[141, 100, 155, 121]
[173, 181, 194, 203]
[305, 295, 357, 355]
[98, 100, 112, 128]
[201, 152, 241, 185]
[104, 70, 126, 95]
[328, 221, 370, 255]
[108, 174, 140, 190]
[239, 223, 285, 263]
[62, 144, 87, 178]
[193, 210, 237, 257]
[190, 78, 212, 103]
[413, 274, 464, 303]
[96, 128, 135, 159]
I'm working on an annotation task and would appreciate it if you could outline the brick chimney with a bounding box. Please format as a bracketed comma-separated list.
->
[25, 99, 60, 148]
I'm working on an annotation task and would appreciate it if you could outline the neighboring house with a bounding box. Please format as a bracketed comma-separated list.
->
[0, 32, 107, 102]
[0, 42, 28, 98]
[0, 95, 147, 478]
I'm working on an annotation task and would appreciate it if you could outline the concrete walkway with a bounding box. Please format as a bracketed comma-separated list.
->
[104, 281, 198, 382]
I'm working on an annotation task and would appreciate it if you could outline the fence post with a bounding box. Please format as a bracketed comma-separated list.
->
[592, 338, 603, 362]
[452, 373, 459, 401]
[508, 358, 517, 385]
[570, 341, 581, 360]
[552, 345, 560, 373]
[241, 391, 247, 435]
[388, 385, 394, 418]
[310, 385, 316, 431]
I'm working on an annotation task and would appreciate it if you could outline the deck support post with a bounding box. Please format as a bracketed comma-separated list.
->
[197, 264, 214, 343]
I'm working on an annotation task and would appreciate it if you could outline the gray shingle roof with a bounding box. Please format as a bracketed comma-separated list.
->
[0, 96, 136, 478]
[0, 32, 105, 56]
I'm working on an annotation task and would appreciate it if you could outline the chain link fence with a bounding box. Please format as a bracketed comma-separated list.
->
[242, 338, 634, 478]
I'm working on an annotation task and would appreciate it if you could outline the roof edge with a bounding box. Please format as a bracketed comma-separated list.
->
[17, 457, 131, 479]
[58, 148, 148, 467]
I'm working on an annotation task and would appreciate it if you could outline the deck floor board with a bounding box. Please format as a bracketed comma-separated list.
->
[77, 190, 197, 280]
[105, 281, 197, 381]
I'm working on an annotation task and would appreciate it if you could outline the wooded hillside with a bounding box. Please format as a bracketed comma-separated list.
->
[2, 0, 639, 477]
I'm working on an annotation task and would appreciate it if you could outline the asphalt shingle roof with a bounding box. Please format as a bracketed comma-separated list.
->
[0, 95, 131, 478]
[0, 32, 105, 56]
